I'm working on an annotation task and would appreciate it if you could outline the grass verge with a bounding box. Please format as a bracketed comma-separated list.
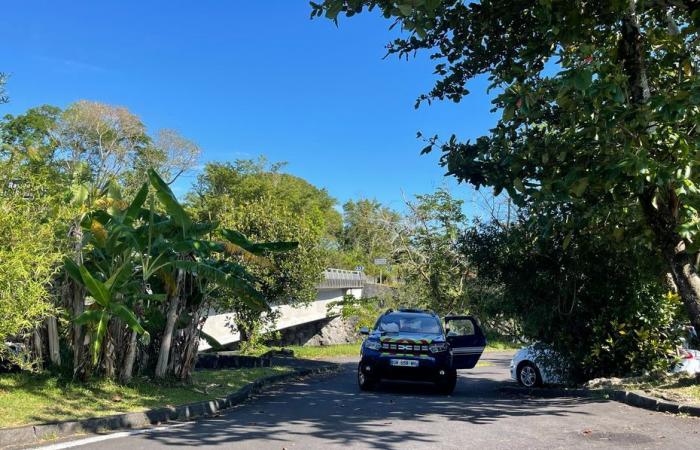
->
[0, 366, 290, 429]
[620, 375, 700, 405]
[244, 338, 519, 361]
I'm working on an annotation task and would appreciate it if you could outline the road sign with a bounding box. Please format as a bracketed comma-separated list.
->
[373, 258, 388, 265]
[355, 266, 365, 272]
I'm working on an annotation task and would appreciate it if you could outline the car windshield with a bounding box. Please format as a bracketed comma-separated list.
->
[375, 313, 442, 334]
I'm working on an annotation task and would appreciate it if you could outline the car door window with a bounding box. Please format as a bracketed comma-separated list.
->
[448, 319, 475, 336]
[445, 316, 485, 369]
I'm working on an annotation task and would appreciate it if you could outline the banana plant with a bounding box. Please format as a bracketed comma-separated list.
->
[64, 258, 148, 366]
[65, 169, 300, 379]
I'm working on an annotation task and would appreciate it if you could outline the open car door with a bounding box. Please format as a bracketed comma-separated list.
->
[444, 316, 486, 369]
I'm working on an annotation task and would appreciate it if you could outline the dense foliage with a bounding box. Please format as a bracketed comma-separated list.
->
[0, 102, 299, 382]
[333, 198, 400, 281]
[188, 159, 336, 349]
[0, 183, 62, 364]
[312, 0, 700, 333]
[463, 214, 683, 380]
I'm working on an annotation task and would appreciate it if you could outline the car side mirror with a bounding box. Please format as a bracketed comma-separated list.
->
[359, 327, 370, 335]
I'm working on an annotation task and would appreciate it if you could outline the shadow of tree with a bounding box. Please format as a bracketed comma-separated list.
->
[141, 358, 604, 449]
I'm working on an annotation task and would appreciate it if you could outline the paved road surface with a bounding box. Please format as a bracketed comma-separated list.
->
[37, 353, 700, 449]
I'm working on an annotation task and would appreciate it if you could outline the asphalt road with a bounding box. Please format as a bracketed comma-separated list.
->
[37, 352, 700, 450]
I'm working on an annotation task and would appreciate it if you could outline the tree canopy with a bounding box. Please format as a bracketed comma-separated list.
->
[190, 158, 342, 240]
[312, 0, 700, 331]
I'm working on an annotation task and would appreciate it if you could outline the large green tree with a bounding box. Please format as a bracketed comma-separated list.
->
[313, 0, 700, 331]
[189, 158, 334, 345]
[394, 188, 471, 314]
[463, 211, 682, 380]
[338, 198, 400, 279]
[190, 158, 342, 240]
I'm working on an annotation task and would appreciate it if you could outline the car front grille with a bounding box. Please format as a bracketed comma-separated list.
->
[380, 342, 430, 356]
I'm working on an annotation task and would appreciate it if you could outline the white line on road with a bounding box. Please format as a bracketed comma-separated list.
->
[31, 422, 190, 450]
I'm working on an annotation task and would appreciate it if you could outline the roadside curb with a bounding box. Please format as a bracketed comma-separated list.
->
[0, 363, 339, 449]
[499, 385, 700, 417]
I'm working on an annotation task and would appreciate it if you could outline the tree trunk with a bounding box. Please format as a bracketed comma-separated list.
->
[663, 242, 700, 332]
[620, 3, 700, 331]
[102, 320, 119, 379]
[169, 307, 203, 382]
[46, 316, 61, 366]
[154, 269, 184, 378]
[641, 188, 700, 332]
[32, 327, 44, 370]
[120, 330, 138, 384]
[65, 222, 87, 379]
[71, 278, 87, 379]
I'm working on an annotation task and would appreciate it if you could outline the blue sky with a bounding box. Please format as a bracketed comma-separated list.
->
[0, 0, 498, 214]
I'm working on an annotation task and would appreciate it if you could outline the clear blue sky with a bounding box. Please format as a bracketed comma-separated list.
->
[0, 0, 498, 214]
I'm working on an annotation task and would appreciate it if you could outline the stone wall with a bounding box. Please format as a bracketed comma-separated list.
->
[266, 315, 359, 347]
[362, 283, 395, 299]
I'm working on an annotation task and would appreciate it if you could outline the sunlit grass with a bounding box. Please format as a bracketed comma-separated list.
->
[483, 339, 521, 353]
[0, 366, 290, 428]
[619, 374, 700, 405]
[244, 338, 518, 361]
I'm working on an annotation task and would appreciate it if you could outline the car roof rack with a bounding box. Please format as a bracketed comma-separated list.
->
[397, 307, 428, 314]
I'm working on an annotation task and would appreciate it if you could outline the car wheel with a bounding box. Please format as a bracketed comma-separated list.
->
[436, 369, 457, 395]
[357, 364, 378, 391]
[517, 361, 542, 388]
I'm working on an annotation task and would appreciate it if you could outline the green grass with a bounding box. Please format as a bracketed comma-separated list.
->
[286, 343, 362, 359]
[243, 337, 519, 361]
[665, 383, 700, 403]
[0, 366, 290, 429]
[484, 338, 521, 353]
[620, 376, 700, 405]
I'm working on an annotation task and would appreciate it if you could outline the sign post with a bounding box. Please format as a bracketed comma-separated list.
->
[373, 258, 388, 284]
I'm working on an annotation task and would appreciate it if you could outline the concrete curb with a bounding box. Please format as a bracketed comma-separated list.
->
[499, 385, 700, 417]
[0, 363, 339, 449]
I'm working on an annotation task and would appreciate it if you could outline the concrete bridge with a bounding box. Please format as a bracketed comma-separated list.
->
[199, 269, 370, 350]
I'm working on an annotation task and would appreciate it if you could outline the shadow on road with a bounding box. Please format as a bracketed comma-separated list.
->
[140, 357, 605, 449]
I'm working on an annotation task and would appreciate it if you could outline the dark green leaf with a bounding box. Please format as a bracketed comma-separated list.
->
[124, 182, 149, 225]
[109, 302, 147, 335]
[78, 265, 111, 307]
[147, 169, 192, 232]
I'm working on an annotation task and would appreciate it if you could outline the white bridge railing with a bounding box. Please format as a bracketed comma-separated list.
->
[317, 268, 367, 289]
[200, 268, 368, 349]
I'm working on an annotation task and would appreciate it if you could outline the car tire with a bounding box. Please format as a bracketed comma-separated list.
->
[357, 364, 378, 391]
[517, 361, 542, 388]
[436, 369, 457, 395]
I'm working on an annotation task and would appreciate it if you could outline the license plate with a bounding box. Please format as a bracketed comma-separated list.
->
[390, 359, 419, 367]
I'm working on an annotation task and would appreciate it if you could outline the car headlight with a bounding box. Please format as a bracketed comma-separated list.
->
[429, 342, 449, 353]
[364, 340, 382, 351]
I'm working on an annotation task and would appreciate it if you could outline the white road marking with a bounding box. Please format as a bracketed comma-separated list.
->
[31, 422, 190, 449]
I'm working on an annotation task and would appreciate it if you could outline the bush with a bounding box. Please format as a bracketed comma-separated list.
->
[463, 219, 685, 382]
[0, 196, 62, 361]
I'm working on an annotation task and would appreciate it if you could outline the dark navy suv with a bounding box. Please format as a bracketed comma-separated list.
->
[357, 309, 486, 394]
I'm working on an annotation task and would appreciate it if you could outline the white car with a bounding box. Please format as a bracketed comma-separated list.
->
[674, 348, 700, 375]
[510, 344, 700, 388]
[509, 344, 562, 387]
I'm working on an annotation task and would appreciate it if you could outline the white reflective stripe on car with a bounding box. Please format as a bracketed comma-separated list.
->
[451, 346, 485, 354]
